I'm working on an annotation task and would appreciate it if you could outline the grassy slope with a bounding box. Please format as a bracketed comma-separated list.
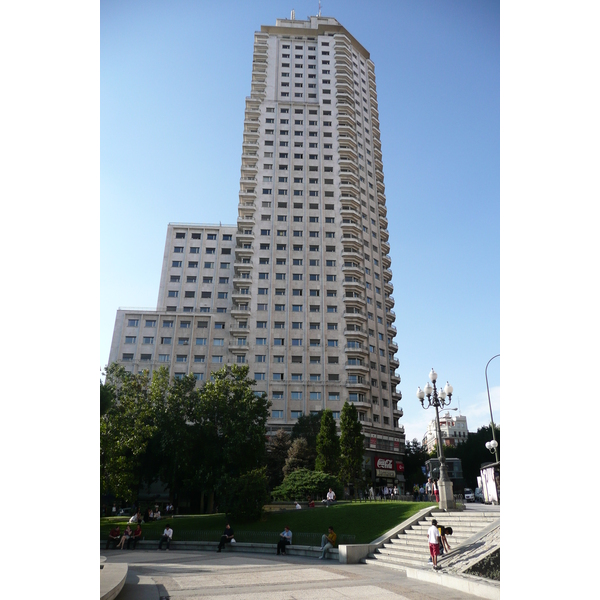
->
[100, 501, 433, 544]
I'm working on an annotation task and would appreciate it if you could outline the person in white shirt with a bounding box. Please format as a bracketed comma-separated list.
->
[427, 519, 441, 570]
[324, 488, 336, 507]
[158, 524, 173, 550]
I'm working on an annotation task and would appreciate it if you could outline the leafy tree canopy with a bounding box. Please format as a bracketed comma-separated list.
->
[315, 409, 340, 475]
[271, 468, 343, 502]
[339, 402, 365, 494]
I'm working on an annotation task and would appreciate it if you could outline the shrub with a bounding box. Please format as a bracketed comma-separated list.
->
[217, 467, 270, 522]
[271, 468, 343, 501]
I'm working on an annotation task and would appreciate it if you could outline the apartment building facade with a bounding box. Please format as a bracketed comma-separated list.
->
[422, 412, 470, 453]
[108, 15, 405, 486]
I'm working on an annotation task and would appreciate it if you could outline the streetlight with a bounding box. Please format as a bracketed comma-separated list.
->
[485, 354, 500, 463]
[485, 439, 498, 454]
[417, 368, 455, 510]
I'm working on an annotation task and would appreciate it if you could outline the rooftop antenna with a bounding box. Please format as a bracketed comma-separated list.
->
[318, 0, 322, 17]
[291, 9, 295, 20]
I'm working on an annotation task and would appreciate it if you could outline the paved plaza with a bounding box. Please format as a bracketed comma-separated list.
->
[102, 549, 485, 600]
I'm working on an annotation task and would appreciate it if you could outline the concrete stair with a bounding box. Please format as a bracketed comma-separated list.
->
[364, 510, 498, 572]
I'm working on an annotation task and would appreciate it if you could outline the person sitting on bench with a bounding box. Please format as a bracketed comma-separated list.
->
[105, 525, 121, 549]
[217, 523, 235, 552]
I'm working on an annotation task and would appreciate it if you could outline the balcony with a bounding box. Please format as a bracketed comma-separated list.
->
[338, 145, 358, 161]
[239, 189, 257, 202]
[229, 341, 249, 352]
[343, 311, 366, 322]
[336, 100, 356, 116]
[231, 305, 251, 317]
[381, 240, 390, 255]
[340, 220, 361, 237]
[335, 54, 352, 69]
[336, 81, 353, 96]
[340, 206, 361, 221]
[345, 380, 370, 391]
[343, 328, 367, 340]
[236, 215, 255, 227]
[231, 289, 251, 301]
[232, 274, 252, 285]
[344, 362, 369, 374]
[234, 245, 254, 259]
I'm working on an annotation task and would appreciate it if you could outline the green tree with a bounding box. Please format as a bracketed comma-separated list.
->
[187, 365, 271, 505]
[265, 429, 291, 489]
[445, 425, 500, 489]
[339, 402, 365, 497]
[402, 438, 430, 490]
[283, 437, 313, 477]
[100, 379, 114, 415]
[138, 371, 199, 502]
[217, 467, 270, 522]
[100, 364, 165, 502]
[315, 409, 340, 475]
[290, 411, 322, 469]
[271, 468, 343, 501]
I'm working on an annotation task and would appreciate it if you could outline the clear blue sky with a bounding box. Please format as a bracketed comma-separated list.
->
[101, 0, 500, 444]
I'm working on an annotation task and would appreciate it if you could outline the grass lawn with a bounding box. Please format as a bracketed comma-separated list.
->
[100, 501, 434, 545]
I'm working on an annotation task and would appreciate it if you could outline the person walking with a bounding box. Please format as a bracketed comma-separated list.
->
[433, 479, 440, 502]
[427, 519, 441, 570]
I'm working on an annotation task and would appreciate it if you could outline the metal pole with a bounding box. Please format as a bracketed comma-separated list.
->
[485, 354, 500, 463]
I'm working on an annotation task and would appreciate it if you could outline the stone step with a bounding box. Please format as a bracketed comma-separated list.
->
[378, 547, 431, 560]
[430, 512, 499, 520]
[363, 557, 408, 571]
[388, 536, 468, 549]
[408, 524, 485, 533]
[368, 552, 427, 568]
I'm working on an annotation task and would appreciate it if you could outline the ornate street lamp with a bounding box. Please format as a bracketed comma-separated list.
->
[417, 368, 455, 510]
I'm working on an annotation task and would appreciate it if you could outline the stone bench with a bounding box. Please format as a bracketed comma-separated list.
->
[100, 539, 339, 560]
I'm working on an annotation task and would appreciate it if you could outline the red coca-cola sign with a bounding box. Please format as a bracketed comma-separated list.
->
[375, 457, 394, 470]
[396, 461, 405, 472]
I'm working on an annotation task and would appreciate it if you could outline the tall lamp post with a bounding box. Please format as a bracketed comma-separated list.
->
[485, 354, 500, 463]
[417, 368, 455, 510]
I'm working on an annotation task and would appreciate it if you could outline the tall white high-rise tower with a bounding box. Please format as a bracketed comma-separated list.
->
[109, 15, 405, 488]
